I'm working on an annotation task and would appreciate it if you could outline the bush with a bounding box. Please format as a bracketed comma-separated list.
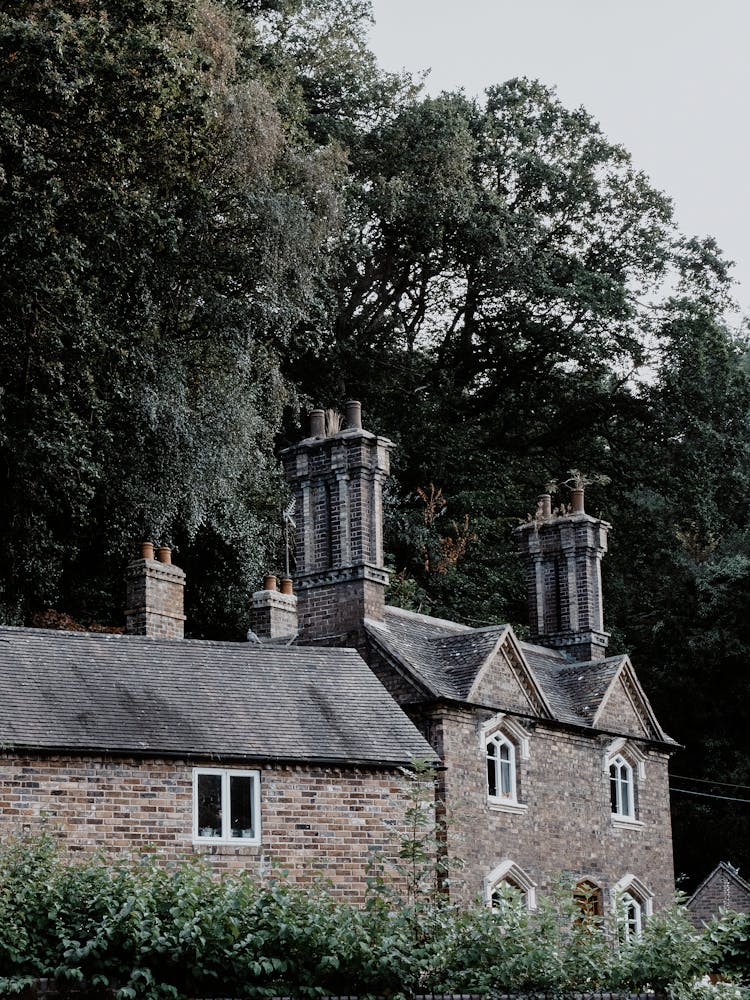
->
[0, 834, 744, 998]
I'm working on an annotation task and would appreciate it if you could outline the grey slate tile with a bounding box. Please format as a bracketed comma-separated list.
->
[0, 626, 436, 766]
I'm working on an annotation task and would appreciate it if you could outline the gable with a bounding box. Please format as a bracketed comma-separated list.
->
[594, 666, 655, 739]
[469, 633, 552, 719]
[688, 864, 750, 922]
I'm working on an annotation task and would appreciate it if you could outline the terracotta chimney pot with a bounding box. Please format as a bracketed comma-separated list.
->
[263, 574, 278, 591]
[156, 545, 172, 564]
[571, 488, 585, 514]
[280, 577, 293, 595]
[141, 541, 155, 561]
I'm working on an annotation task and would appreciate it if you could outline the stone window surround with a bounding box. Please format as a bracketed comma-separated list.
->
[480, 713, 529, 815]
[484, 859, 537, 910]
[612, 874, 654, 938]
[604, 737, 645, 830]
[192, 767, 261, 846]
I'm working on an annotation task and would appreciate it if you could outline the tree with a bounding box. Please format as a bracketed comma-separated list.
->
[0, 0, 341, 631]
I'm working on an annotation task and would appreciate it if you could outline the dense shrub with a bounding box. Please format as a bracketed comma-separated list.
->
[0, 835, 745, 999]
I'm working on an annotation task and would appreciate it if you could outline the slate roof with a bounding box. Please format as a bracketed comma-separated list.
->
[365, 607, 506, 700]
[522, 645, 625, 726]
[0, 626, 436, 766]
[367, 606, 669, 740]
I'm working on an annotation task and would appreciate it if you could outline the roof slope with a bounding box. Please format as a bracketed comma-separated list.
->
[367, 607, 672, 742]
[365, 606, 502, 700]
[0, 626, 436, 766]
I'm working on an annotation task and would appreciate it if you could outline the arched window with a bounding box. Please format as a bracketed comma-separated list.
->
[481, 714, 529, 814]
[486, 731, 516, 801]
[574, 879, 603, 920]
[620, 893, 642, 940]
[609, 753, 634, 818]
[612, 875, 653, 940]
[604, 739, 645, 829]
[484, 860, 536, 910]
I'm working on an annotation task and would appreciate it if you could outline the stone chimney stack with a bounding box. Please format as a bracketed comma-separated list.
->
[249, 575, 298, 641]
[513, 490, 610, 662]
[281, 402, 392, 651]
[125, 542, 186, 639]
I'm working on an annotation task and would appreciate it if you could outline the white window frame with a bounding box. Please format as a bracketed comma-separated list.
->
[480, 714, 528, 815]
[484, 859, 537, 910]
[620, 893, 642, 940]
[612, 874, 653, 940]
[192, 767, 261, 846]
[605, 739, 645, 829]
[609, 753, 634, 819]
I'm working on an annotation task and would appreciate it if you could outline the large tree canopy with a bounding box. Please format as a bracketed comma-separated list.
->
[0, 0, 344, 631]
[1, 0, 748, 884]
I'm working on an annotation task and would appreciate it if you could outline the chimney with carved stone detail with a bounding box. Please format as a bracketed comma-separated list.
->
[513, 490, 610, 662]
[281, 402, 392, 651]
[125, 542, 186, 639]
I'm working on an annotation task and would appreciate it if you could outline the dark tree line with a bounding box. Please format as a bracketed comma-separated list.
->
[1, 0, 748, 887]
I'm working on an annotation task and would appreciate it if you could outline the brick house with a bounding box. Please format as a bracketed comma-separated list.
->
[0, 575, 435, 898]
[686, 862, 750, 925]
[275, 402, 677, 921]
[0, 400, 676, 921]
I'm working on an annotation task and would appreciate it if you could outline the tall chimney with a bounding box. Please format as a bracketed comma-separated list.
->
[125, 543, 186, 639]
[280, 402, 392, 652]
[513, 489, 610, 661]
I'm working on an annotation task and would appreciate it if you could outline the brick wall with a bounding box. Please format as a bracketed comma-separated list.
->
[428, 707, 674, 909]
[281, 426, 392, 648]
[688, 867, 750, 925]
[514, 513, 610, 661]
[0, 753, 410, 900]
[125, 559, 186, 639]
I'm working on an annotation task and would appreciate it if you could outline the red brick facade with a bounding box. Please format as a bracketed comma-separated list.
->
[0, 753, 411, 899]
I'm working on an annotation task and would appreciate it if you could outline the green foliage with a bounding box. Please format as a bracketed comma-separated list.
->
[704, 909, 750, 982]
[0, 835, 741, 998]
[0, 0, 342, 631]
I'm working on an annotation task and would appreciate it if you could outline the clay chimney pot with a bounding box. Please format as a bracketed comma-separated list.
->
[141, 541, 155, 561]
[263, 574, 278, 591]
[156, 545, 172, 564]
[571, 488, 585, 514]
[280, 577, 293, 595]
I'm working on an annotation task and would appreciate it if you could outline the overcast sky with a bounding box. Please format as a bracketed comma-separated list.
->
[369, 0, 750, 323]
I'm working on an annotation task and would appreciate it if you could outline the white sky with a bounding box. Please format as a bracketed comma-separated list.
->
[369, 0, 750, 323]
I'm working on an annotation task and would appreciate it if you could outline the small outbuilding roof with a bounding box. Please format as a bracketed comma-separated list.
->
[0, 626, 436, 767]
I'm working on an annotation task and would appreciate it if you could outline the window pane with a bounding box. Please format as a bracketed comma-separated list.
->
[609, 764, 618, 812]
[487, 755, 497, 798]
[229, 775, 255, 838]
[197, 773, 222, 837]
[620, 772, 631, 816]
[500, 757, 512, 796]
